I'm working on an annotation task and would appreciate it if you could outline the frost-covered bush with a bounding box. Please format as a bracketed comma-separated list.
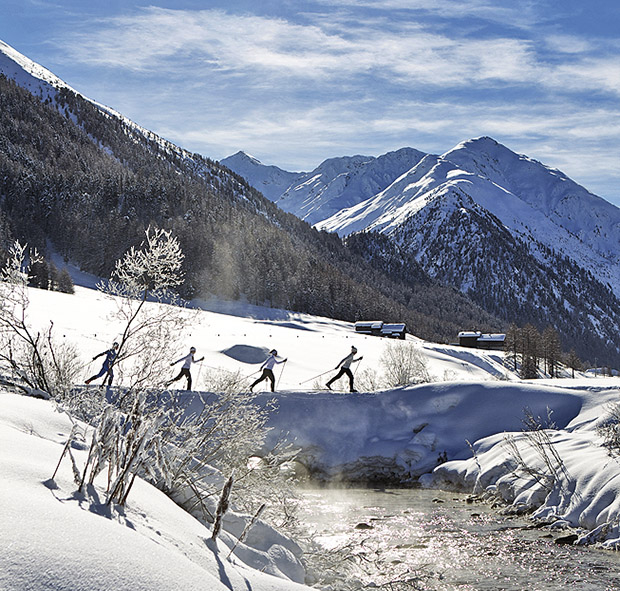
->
[380, 341, 431, 387]
[596, 403, 620, 456]
[355, 367, 380, 392]
[0, 240, 79, 398]
[60, 228, 294, 522]
[502, 408, 569, 502]
[101, 226, 189, 391]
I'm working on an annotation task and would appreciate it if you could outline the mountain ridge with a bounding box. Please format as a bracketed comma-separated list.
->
[223, 139, 620, 366]
[222, 147, 427, 226]
[0, 39, 505, 350]
[224, 137, 620, 292]
[2, 38, 620, 366]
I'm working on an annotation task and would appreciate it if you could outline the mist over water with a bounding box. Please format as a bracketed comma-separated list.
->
[296, 487, 620, 590]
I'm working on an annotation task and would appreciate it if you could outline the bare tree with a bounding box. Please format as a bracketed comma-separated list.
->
[565, 349, 582, 379]
[542, 326, 562, 378]
[102, 226, 187, 389]
[75, 227, 192, 505]
[504, 323, 520, 373]
[0, 241, 80, 397]
[380, 341, 431, 387]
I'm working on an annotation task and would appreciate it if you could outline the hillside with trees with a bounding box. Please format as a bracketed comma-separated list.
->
[0, 74, 501, 345]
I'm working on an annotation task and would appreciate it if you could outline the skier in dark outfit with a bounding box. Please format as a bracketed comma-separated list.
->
[167, 347, 204, 390]
[326, 346, 363, 392]
[85, 342, 119, 386]
[250, 349, 287, 392]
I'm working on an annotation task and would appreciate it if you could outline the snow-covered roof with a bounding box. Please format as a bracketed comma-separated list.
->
[477, 333, 506, 342]
[458, 331, 505, 342]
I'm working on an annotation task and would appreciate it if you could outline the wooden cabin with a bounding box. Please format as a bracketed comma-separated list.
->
[458, 331, 505, 350]
[355, 321, 407, 340]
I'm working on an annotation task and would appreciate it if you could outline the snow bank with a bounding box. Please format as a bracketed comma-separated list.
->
[0, 392, 311, 591]
[7, 282, 620, 565]
[426, 383, 620, 548]
[244, 381, 583, 481]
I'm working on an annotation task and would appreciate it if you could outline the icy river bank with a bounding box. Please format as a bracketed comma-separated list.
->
[296, 487, 620, 590]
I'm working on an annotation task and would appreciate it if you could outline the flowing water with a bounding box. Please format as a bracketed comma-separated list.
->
[296, 487, 620, 590]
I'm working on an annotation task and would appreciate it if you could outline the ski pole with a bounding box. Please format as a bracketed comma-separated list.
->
[276, 360, 287, 390]
[299, 368, 333, 385]
[195, 359, 204, 390]
[353, 357, 363, 378]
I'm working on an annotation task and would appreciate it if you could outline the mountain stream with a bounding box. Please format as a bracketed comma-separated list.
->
[296, 487, 620, 590]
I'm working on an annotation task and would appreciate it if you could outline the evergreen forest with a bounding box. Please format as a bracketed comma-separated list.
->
[0, 74, 501, 345]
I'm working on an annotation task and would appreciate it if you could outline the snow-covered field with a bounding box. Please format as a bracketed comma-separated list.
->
[3, 284, 620, 590]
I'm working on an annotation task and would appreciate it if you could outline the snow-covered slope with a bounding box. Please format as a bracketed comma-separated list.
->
[225, 136, 620, 365]
[0, 393, 311, 591]
[4, 283, 620, 591]
[0, 40, 211, 175]
[319, 137, 620, 290]
[0, 39, 73, 100]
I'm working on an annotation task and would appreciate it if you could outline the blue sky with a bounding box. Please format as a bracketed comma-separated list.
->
[1, 0, 619, 205]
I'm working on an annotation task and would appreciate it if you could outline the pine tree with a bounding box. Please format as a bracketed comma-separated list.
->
[57, 268, 75, 294]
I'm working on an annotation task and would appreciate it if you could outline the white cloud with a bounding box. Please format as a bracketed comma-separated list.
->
[544, 34, 594, 54]
[314, 0, 540, 29]
[61, 4, 620, 100]
[550, 57, 620, 95]
[53, 3, 620, 203]
[63, 8, 351, 77]
[59, 7, 541, 87]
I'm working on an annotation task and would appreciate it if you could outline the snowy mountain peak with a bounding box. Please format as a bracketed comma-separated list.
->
[221, 152, 303, 202]
[226, 137, 620, 354]
[0, 40, 74, 100]
[225, 151, 265, 168]
[225, 147, 427, 225]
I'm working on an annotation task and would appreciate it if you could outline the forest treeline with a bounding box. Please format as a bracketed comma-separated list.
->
[392, 188, 620, 367]
[0, 74, 502, 344]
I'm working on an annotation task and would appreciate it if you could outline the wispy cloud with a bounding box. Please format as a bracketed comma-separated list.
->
[61, 5, 620, 99]
[313, 0, 541, 29]
[51, 2, 620, 202]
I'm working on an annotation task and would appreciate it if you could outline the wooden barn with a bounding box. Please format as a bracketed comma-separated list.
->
[355, 321, 407, 340]
[458, 331, 505, 350]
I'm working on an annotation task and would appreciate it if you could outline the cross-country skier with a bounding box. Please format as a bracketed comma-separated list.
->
[326, 346, 363, 392]
[250, 349, 287, 392]
[167, 346, 204, 390]
[85, 342, 119, 386]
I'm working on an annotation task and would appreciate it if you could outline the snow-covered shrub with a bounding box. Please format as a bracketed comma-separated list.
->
[0, 240, 78, 398]
[43, 228, 296, 541]
[502, 411, 569, 502]
[355, 367, 380, 392]
[73, 228, 293, 515]
[380, 341, 431, 387]
[596, 403, 620, 456]
[201, 367, 246, 394]
[54, 227, 190, 505]
[158, 390, 297, 527]
[102, 226, 189, 390]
